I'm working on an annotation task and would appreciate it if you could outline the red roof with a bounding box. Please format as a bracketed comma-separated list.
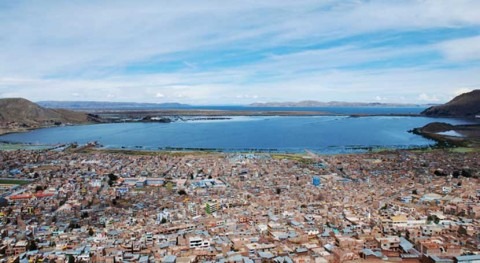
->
[34, 192, 55, 198]
[9, 194, 32, 200]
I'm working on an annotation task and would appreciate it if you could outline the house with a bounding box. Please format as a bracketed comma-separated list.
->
[376, 236, 400, 251]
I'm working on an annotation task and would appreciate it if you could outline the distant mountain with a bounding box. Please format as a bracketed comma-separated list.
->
[37, 101, 190, 110]
[250, 100, 421, 107]
[421, 90, 480, 117]
[0, 98, 91, 125]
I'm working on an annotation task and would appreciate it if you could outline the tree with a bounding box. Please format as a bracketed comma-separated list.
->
[108, 173, 118, 186]
[165, 182, 173, 191]
[88, 228, 95, 236]
[81, 211, 89, 219]
[276, 188, 281, 195]
[160, 217, 167, 224]
[28, 240, 38, 251]
[178, 189, 187, 195]
[426, 215, 434, 224]
[68, 221, 80, 229]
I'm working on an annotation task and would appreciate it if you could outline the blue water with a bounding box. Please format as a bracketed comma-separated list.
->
[166, 106, 425, 115]
[0, 115, 476, 154]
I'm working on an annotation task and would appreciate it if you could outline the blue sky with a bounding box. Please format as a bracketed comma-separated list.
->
[0, 0, 479, 104]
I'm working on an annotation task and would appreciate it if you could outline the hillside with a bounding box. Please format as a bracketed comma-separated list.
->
[0, 98, 93, 134]
[421, 90, 480, 117]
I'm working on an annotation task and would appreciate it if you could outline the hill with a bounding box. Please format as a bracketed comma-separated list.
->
[421, 90, 480, 117]
[0, 98, 93, 134]
[37, 100, 190, 110]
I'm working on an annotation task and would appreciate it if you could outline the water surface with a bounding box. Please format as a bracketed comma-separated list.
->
[0, 115, 475, 153]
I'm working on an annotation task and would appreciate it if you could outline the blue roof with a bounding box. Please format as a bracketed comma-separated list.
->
[258, 251, 274, 259]
[163, 255, 177, 263]
[362, 249, 383, 258]
[399, 237, 413, 251]
[455, 254, 480, 261]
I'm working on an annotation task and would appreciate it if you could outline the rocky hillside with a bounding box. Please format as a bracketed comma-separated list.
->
[0, 98, 92, 128]
[421, 90, 480, 117]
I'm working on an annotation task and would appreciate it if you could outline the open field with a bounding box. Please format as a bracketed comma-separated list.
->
[0, 179, 32, 185]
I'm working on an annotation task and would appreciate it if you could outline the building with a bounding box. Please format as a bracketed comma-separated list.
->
[313, 176, 321, 186]
[205, 201, 219, 214]
[189, 237, 210, 249]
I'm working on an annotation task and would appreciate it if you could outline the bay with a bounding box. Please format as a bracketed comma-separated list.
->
[0, 115, 476, 154]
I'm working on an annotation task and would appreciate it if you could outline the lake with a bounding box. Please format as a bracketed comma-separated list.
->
[0, 114, 477, 154]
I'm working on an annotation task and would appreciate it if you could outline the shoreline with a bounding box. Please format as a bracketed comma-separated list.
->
[411, 123, 480, 148]
[2, 110, 478, 154]
[2, 139, 478, 156]
[0, 139, 459, 155]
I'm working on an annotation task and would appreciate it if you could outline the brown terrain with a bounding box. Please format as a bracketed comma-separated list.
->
[414, 90, 480, 147]
[421, 89, 480, 117]
[0, 98, 93, 135]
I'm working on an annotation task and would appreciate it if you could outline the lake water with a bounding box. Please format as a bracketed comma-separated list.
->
[0, 114, 477, 154]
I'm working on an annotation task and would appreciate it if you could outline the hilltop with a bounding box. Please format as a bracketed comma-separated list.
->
[0, 98, 94, 135]
[421, 90, 480, 117]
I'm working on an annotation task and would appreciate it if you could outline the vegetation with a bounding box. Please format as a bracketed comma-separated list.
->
[107, 173, 118, 186]
[0, 179, 31, 185]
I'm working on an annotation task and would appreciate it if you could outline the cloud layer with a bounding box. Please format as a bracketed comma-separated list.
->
[1, 0, 479, 104]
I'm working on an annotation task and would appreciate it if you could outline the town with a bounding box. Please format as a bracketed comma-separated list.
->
[0, 148, 479, 263]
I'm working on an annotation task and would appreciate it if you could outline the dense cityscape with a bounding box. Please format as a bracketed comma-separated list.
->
[0, 148, 479, 262]
[2, 1, 480, 262]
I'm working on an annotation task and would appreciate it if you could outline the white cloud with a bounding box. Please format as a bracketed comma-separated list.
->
[417, 93, 440, 102]
[438, 36, 480, 62]
[0, 1, 479, 103]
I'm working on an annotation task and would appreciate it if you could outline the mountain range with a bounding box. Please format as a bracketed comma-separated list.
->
[37, 101, 190, 110]
[249, 101, 425, 107]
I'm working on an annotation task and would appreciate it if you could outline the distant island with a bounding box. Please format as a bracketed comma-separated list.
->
[250, 100, 426, 107]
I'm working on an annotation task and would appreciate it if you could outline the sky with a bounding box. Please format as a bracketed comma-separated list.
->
[0, 0, 479, 105]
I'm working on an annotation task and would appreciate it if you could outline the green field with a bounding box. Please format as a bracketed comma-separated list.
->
[0, 179, 32, 185]
[449, 147, 480, 153]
